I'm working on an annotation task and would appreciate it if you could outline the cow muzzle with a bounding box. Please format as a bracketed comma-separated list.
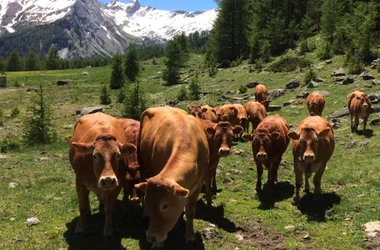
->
[303, 154, 315, 163]
[218, 147, 230, 157]
[256, 152, 267, 161]
[363, 103, 369, 108]
[98, 176, 119, 189]
[146, 231, 167, 246]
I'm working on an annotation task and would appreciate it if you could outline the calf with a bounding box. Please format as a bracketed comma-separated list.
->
[245, 101, 267, 133]
[199, 119, 243, 206]
[188, 105, 203, 119]
[348, 90, 371, 132]
[201, 105, 218, 123]
[243, 115, 290, 192]
[232, 104, 248, 133]
[69, 112, 136, 237]
[117, 118, 141, 207]
[306, 92, 325, 116]
[134, 107, 209, 247]
[288, 116, 334, 205]
[255, 84, 271, 109]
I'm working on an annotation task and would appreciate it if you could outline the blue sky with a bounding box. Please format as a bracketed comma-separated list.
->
[99, 0, 217, 11]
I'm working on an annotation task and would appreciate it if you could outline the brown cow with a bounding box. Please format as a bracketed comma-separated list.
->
[199, 119, 243, 206]
[216, 104, 239, 125]
[134, 107, 209, 247]
[201, 105, 218, 123]
[117, 118, 141, 207]
[187, 105, 203, 119]
[348, 90, 371, 132]
[243, 115, 290, 193]
[255, 84, 271, 109]
[232, 104, 248, 133]
[69, 112, 136, 237]
[245, 101, 267, 133]
[306, 92, 326, 116]
[288, 116, 334, 205]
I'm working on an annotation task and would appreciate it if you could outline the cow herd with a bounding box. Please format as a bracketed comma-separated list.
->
[68, 83, 372, 247]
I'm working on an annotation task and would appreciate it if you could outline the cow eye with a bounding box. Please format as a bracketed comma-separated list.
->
[116, 153, 121, 159]
[162, 203, 169, 211]
[93, 154, 98, 160]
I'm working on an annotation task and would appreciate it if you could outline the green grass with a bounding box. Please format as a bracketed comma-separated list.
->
[1, 48, 380, 249]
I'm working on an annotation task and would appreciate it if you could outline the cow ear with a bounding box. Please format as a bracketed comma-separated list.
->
[288, 131, 300, 140]
[233, 125, 244, 135]
[120, 142, 137, 154]
[72, 142, 95, 154]
[211, 108, 216, 115]
[205, 126, 216, 137]
[134, 182, 147, 193]
[187, 105, 192, 111]
[201, 107, 208, 112]
[356, 96, 361, 100]
[318, 128, 330, 138]
[270, 132, 280, 140]
[242, 133, 253, 141]
[172, 184, 189, 198]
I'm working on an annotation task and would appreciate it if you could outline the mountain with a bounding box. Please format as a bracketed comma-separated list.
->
[0, 0, 217, 59]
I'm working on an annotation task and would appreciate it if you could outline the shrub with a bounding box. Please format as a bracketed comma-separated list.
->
[0, 108, 3, 126]
[347, 60, 364, 75]
[14, 80, 22, 87]
[188, 76, 201, 101]
[122, 81, 147, 120]
[218, 60, 231, 68]
[304, 68, 317, 84]
[298, 39, 308, 55]
[117, 87, 126, 103]
[268, 57, 311, 72]
[0, 138, 21, 153]
[231, 57, 243, 67]
[11, 107, 20, 118]
[100, 85, 111, 105]
[239, 85, 248, 94]
[208, 66, 217, 77]
[177, 86, 188, 101]
[317, 40, 332, 60]
[255, 58, 263, 71]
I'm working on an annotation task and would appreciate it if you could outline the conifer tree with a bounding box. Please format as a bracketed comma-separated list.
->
[100, 85, 112, 105]
[125, 44, 140, 83]
[45, 45, 60, 70]
[162, 39, 182, 86]
[0, 56, 5, 72]
[110, 52, 125, 89]
[123, 81, 147, 120]
[7, 50, 23, 71]
[25, 51, 41, 71]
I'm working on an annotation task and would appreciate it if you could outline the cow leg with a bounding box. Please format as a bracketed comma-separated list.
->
[293, 162, 303, 205]
[205, 172, 212, 207]
[123, 182, 139, 210]
[363, 116, 368, 131]
[211, 168, 218, 194]
[255, 160, 263, 193]
[185, 184, 202, 244]
[350, 114, 354, 132]
[103, 187, 121, 237]
[270, 157, 281, 187]
[354, 115, 359, 133]
[313, 163, 326, 202]
[75, 180, 90, 234]
[304, 173, 311, 194]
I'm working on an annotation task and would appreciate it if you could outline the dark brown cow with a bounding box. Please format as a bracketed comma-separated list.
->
[306, 92, 326, 116]
[288, 116, 334, 205]
[233, 104, 248, 133]
[216, 104, 239, 125]
[117, 118, 141, 207]
[199, 119, 243, 206]
[255, 84, 271, 109]
[134, 107, 209, 247]
[69, 112, 136, 237]
[245, 101, 267, 133]
[187, 105, 203, 119]
[243, 115, 290, 192]
[348, 90, 371, 132]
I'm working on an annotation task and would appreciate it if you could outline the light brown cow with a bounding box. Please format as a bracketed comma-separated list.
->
[232, 104, 248, 133]
[201, 105, 218, 123]
[306, 92, 326, 116]
[199, 119, 243, 206]
[245, 101, 267, 133]
[255, 84, 271, 109]
[288, 116, 334, 205]
[216, 104, 239, 125]
[187, 105, 203, 119]
[243, 115, 290, 193]
[117, 118, 141, 207]
[69, 112, 136, 237]
[348, 90, 371, 132]
[134, 107, 209, 247]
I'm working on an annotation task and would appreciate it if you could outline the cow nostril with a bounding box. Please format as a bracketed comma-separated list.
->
[111, 179, 116, 185]
[101, 179, 106, 186]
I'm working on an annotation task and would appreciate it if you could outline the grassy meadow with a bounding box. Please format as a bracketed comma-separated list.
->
[1, 48, 380, 250]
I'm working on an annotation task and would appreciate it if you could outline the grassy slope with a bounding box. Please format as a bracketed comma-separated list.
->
[0, 48, 380, 250]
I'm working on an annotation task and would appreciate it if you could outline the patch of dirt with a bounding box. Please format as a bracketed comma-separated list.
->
[0, 89, 19, 95]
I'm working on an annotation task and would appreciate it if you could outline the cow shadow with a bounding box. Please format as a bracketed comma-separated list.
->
[257, 181, 294, 210]
[64, 201, 146, 250]
[195, 200, 241, 233]
[297, 192, 341, 222]
[356, 129, 374, 138]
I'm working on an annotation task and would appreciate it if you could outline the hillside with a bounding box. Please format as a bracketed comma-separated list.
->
[0, 46, 380, 249]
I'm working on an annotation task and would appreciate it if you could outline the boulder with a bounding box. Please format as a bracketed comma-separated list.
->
[329, 118, 341, 129]
[57, 79, 71, 86]
[314, 90, 330, 96]
[296, 91, 309, 99]
[335, 76, 354, 85]
[284, 99, 303, 106]
[307, 81, 319, 88]
[246, 82, 259, 88]
[370, 118, 380, 126]
[286, 79, 300, 89]
[311, 77, 325, 83]
[360, 70, 375, 80]
[80, 72, 89, 76]
[76, 107, 103, 116]
[325, 60, 333, 64]
[331, 68, 346, 77]
[267, 105, 282, 111]
[269, 89, 285, 99]
[371, 59, 379, 69]
[329, 107, 350, 119]
[372, 80, 380, 85]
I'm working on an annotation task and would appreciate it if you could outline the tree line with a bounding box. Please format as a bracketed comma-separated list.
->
[205, 0, 380, 73]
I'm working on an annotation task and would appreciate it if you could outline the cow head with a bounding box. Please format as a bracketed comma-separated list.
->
[357, 94, 371, 109]
[188, 105, 203, 119]
[260, 100, 271, 109]
[308, 102, 319, 116]
[135, 177, 189, 246]
[201, 106, 217, 116]
[205, 122, 243, 157]
[242, 129, 280, 161]
[72, 134, 136, 190]
[288, 128, 330, 163]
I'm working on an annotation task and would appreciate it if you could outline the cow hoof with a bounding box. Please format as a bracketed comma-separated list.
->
[151, 242, 164, 249]
[75, 227, 85, 234]
[103, 231, 113, 238]
[186, 234, 196, 244]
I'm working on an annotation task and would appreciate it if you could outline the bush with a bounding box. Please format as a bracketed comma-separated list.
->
[298, 39, 308, 55]
[239, 85, 248, 94]
[188, 76, 201, 101]
[13, 80, 22, 87]
[208, 66, 217, 77]
[100, 85, 112, 105]
[11, 107, 20, 118]
[304, 68, 317, 85]
[255, 58, 263, 71]
[317, 41, 332, 60]
[117, 87, 126, 103]
[268, 57, 311, 73]
[177, 86, 188, 101]
[122, 81, 147, 120]
[231, 58, 243, 67]
[0, 138, 21, 153]
[218, 60, 231, 68]
[0, 108, 3, 126]
[347, 60, 364, 75]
